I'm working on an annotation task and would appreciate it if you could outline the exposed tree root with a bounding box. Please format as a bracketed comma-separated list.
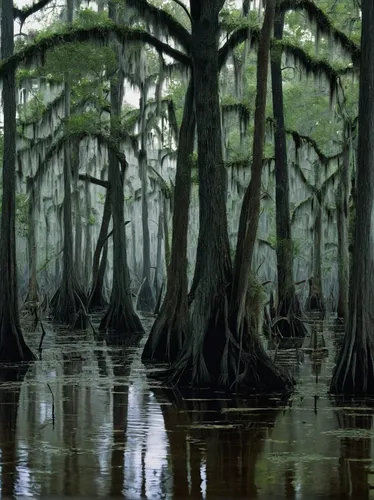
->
[136, 277, 155, 313]
[50, 275, 87, 329]
[0, 309, 35, 362]
[272, 296, 307, 338]
[99, 293, 144, 345]
[142, 286, 189, 364]
[330, 333, 374, 395]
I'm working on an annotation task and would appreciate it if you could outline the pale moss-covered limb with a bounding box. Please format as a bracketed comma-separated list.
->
[280, 41, 356, 96]
[18, 89, 65, 128]
[280, 0, 360, 63]
[21, 130, 128, 189]
[218, 25, 260, 69]
[0, 24, 191, 78]
[13, 0, 54, 25]
[124, 0, 192, 51]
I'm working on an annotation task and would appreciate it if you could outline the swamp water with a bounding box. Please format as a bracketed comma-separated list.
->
[1, 315, 374, 499]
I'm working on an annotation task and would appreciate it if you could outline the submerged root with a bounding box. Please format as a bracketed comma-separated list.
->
[50, 277, 88, 330]
[0, 310, 35, 363]
[142, 289, 189, 364]
[100, 294, 144, 345]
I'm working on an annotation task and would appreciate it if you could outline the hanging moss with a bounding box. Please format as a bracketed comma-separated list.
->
[0, 24, 191, 79]
[280, 41, 356, 101]
[280, 0, 360, 64]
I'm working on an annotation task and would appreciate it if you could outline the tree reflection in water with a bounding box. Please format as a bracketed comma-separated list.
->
[334, 400, 374, 500]
[0, 364, 30, 498]
[108, 332, 142, 497]
[155, 388, 285, 498]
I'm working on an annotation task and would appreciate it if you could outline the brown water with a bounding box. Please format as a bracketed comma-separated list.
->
[1, 314, 374, 499]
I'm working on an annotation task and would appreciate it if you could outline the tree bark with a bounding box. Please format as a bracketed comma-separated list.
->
[25, 181, 38, 305]
[50, 0, 87, 329]
[142, 78, 195, 364]
[232, 0, 276, 317]
[307, 164, 324, 313]
[336, 128, 350, 320]
[136, 92, 155, 312]
[167, 0, 292, 392]
[88, 187, 111, 310]
[170, 0, 232, 385]
[330, 0, 374, 394]
[270, 8, 306, 338]
[99, 0, 143, 340]
[0, 0, 34, 362]
[73, 141, 83, 284]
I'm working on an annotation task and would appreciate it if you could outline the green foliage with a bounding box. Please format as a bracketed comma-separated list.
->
[41, 41, 116, 83]
[17, 91, 46, 123]
[65, 111, 105, 135]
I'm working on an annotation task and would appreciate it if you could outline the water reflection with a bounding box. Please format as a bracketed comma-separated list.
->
[334, 403, 374, 499]
[0, 365, 30, 498]
[1, 318, 374, 498]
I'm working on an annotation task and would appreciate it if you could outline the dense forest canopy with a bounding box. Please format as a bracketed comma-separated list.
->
[0, 0, 371, 395]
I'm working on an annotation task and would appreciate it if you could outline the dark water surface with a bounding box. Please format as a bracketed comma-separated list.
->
[1, 314, 374, 499]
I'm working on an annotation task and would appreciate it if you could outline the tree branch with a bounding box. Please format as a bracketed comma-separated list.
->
[218, 25, 260, 69]
[280, 40, 356, 94]
[170, 0, 192, 24]
[125, 0, 191, 51]
[78, 174, 109, 188]
[14, 0, 54, 26]
[0, 25, 192, 78]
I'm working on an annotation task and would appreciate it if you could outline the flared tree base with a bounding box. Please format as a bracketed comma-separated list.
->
[142, 292, 189, 364]
[164, 307, 294, 394]
[51, 280, 88, 330]
[88, 283, 108, 312]
[0, 312, 35, 363]
[137, 278, 155, 313]
[306, 293, 325, 313]
[99, 297, 144, 345]
[330, 336, 374, 395]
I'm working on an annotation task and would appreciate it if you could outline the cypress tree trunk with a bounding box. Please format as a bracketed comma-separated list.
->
[137, 86, 155, 312]
[73, 141, 83, 284]
[142, 79, 195, 364]
[306, 165, 324, 313]
[228, 0, 292, 390]
[330, 0, 374, 394]
[25, 181, 38, 306]
[0, 0, 34, 361]
[270, 9, 306, 338]
[168, 0, 291, 392]
[50, 0, 87, 329]
[170, 1, 232, 385]
[99, 1, 143, 340]
[88, 188, 111, 310]
[153, 194, 164, 301]
[336, 127, 350, 320]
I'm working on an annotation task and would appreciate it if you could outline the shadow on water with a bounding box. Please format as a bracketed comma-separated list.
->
[1, 315, 374, 497]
